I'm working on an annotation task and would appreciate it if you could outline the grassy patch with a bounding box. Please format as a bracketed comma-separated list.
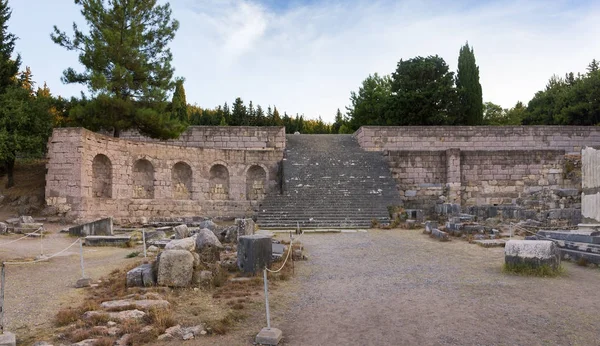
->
[503, 263, 564, 277]
[55, 309, 79, 327]
[206, 310, 247, 335]
[126, 251, 140, 258]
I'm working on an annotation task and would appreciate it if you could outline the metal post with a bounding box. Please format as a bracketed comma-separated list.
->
[263, 268, 271, 329]
[39, 227, 44, 256]
[142, 230, 147, 258]
[79, 238, 85, 278]
[1, 262, 5, 334]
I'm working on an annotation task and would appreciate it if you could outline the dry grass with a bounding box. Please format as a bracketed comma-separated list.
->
[55, 309, 79, 327]
[207, 310, 247, 335]
[144, 307, 177, 333]
[93, 337, 117, 346]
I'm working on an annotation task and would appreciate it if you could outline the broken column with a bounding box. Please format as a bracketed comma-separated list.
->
[237, 235, 272, 274]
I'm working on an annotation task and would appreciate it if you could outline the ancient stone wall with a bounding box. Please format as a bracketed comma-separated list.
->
[356, 126, 600, 153]
[117, 126, 286, 150]
[385, 148, 581, 218]
[46, 128, 283, 223]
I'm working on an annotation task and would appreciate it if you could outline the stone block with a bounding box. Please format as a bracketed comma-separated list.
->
[430, 229, 449, 241]
[85, 235, 131, 247]
[238, 235, 272, 274]
[256, 327, 282, 346]
[69, 218, 113, 236]
[173, 224, 190, 239]
[504, 240, 561, 269]
[127, 264, 156, 287]
[0, 332, 16, 346]
[235, 218, 255, 241]
[157, 250, 194, 287]
[165, 236, 196, 251]
[424, 221, 437, 234]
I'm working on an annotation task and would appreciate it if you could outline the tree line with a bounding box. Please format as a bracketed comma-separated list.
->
[1, 0, 599, 188]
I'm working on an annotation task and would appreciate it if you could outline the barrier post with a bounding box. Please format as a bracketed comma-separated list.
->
[79, 238, 85, 278]
[142, 230, 147, 258]
[263, 268, 271, 328]
[0, 263, 5, 334]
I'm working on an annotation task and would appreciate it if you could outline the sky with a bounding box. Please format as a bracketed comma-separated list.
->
[9, 0, 600, 123]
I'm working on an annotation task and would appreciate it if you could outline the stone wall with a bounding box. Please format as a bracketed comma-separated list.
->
[386, 149, 580, 217]
[46, 128, 283, 223]
[356, 126, 600, 153]
[117, 126, 286, 150]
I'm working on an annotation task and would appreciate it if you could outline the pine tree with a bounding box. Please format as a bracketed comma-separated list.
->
[231, 97, 246, 126]
[171, 78, 187, 123]
[456, 42, 483, 125]
[272, 106, 282, 126]
[51, 0, 185, 138]
[0, 0, 19, 95]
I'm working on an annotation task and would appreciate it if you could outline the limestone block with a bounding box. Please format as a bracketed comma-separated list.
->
[165, 236, 196, 252]
[173, 224, 190, 239]
[157, 250, 194, 287]
[127, 264, 156, 287]
[504, 240, 561, 270]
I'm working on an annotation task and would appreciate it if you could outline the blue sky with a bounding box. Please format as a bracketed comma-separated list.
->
[9, 0, 600, 122]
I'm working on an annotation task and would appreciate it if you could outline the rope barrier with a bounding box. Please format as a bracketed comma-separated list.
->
[265, 231, 305, 273]
[0, 227, 44, 247]
[3, 238, 82, 265]
[510, 223, 561, 243]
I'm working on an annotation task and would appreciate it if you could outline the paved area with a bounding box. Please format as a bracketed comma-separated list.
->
[277, 229, 600, 345]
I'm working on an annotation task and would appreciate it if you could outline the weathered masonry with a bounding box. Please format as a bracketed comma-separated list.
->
[356, 126, 600, 218]
[46, 127, 285, 223]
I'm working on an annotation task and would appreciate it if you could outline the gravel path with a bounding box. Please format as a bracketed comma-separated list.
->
[277, 229, 600, 345]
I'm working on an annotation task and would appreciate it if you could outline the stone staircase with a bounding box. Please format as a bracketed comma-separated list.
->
[257, 134, 402, 229]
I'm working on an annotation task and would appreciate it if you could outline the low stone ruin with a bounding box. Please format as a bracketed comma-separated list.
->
[504, 240, 561, 270]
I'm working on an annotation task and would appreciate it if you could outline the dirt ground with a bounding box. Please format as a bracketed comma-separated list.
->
[2, 226, 600, 345]
[275, 229, 600, 346]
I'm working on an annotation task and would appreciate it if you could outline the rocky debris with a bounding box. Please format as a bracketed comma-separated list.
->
[198, 220, 217, 232]
[222, 225, 237, 243]
[147, 245, 159, 253]
[424, 221, 437, 234]
[101, 299, 170, 311]
[19, 215, 35, 224]
[173, 224, 190, 239]
[0, 222, 7, 234]
[196, 228, 223, 262]
[72, 339, 97, 346]
[146, 239, 170, 249]
[84, 309, 146, 321]
[165, 235, 196, 251]
[430, 229, 449, 241]
[235, 218, 255, 240]
[505, 240, 561, 269]
[192, 270, 213, 285]
[158, 324, 206, 341]
[474, 239, 507, 248]
[157, 250, 194, 287]
[144, 230, 166, 241]
[76, 278, 92, 288]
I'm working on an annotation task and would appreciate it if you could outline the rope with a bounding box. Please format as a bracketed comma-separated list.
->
[4, 238, 82, 265]
[266, 231, 305, 273]
[0, 227, 44, 247]
[511, 223, 560, 243]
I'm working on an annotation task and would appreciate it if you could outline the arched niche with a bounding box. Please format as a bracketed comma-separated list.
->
[133, 159, 155, 199]
[209, 164, 229, 200]
[92, 154, 112, 198]
[172, 161, 193, 200]
[246, 165, 267, 200]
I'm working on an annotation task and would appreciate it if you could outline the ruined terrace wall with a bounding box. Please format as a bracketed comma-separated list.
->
[46, 128, 283, 223]
[118, 126, 286, 150]
[356, 126, 600, 153]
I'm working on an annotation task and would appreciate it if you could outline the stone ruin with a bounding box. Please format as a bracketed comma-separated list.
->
[44, 125, 600, 228]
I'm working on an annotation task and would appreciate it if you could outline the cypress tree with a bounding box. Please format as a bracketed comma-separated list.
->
[171, 78, 187, 123]
[456, 42, 483, 125]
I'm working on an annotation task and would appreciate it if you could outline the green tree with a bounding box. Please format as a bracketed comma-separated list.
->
[0, 0, 19, 95]
[51, 0, 185, 138]
[231, 97, 246, 126]
[331, 108, 344, 134]
[387, 55, 456, 125]
[0, 69, 53, 188]
[456, 42, 483, 125]
[346, 73, 391, 130]
[171, 78, 187, 123]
